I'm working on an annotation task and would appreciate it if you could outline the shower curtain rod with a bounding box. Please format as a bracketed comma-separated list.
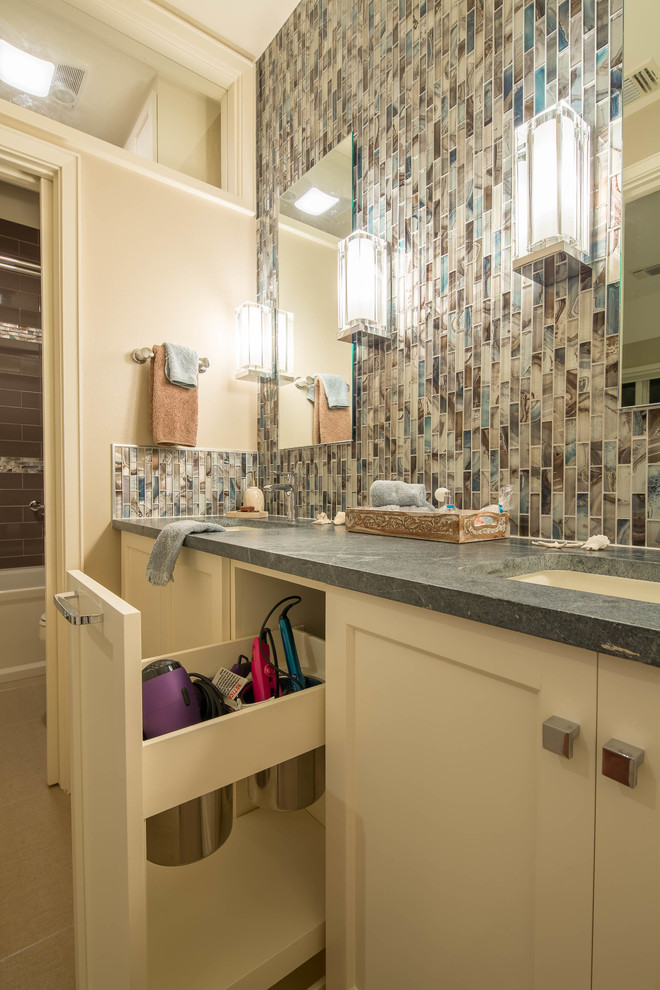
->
[0, 255, 41, 277]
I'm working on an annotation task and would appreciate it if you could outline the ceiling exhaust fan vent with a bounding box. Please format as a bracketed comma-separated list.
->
[50, 63, 88, 108]
[623, 60, 660, 106]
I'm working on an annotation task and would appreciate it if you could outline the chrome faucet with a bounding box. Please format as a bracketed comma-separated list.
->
[263, 473, 297, 521]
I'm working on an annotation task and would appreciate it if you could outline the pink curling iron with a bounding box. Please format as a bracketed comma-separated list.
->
[251, 635, 279, 701]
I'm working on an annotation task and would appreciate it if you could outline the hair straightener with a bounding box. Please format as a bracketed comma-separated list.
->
[250, 595, 305, 700]
[279, 599, 304, 691]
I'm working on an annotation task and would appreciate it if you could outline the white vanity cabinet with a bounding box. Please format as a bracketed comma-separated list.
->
[324, 585, 660, 990]
[324, 587, 598, 990]
[62, 566, 326, 990]
[75, 533, 660, 989]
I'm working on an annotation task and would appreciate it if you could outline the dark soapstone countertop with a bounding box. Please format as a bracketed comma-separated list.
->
[113, 516, 660, 667]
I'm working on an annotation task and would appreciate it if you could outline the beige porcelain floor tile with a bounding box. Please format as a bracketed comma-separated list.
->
[28, 676, 47, 715]
[0, 718, 47, 809]
[0, 684, 41, 726]
[0, 786, 72, 959]
[0, 927, 75, 989]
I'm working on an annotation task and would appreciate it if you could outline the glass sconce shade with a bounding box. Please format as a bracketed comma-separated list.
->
[235, 302, 272, 380]
[337, 231, 389, 340]
[513, 101, 591, 273]
[276, 309, 294, 381]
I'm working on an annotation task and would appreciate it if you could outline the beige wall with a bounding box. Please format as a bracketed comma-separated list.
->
[155, 79, 222, 188]
[78, 155, 256, 590]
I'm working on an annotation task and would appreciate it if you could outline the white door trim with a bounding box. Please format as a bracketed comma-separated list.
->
[0, 123, 81, 789]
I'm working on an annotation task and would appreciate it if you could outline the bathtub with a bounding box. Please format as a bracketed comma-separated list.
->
[0, 565, 46, 683]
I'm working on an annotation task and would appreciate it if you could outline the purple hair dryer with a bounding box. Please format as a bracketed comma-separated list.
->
[142, 659, 202, 739]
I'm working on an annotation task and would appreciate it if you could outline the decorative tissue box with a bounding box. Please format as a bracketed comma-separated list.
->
[345, 507, 510, 543]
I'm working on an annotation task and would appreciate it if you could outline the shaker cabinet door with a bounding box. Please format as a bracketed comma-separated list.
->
[325, 588, 597, 990]
[592, 654, 660, 990]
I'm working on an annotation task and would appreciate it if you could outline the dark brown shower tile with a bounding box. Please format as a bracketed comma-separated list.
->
[0, 389, 20, 408]
[24, 537, 45, 554]
[0, 405, 40, 426]
[0, 520, 42, 540]
[0, 372, 41, 393]
[0, 553, 43, 568]
[0, 305, 20, 325]
[0, 506, 23, 523]
[0, 538, 22, 556]
[0, 424, 20, 441]
[22, 473, 43, 489]
[22, 425, 43, 443]
[0, 440, 42, 458]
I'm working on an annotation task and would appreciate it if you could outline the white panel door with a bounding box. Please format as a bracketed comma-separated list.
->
[58, 569, 146, 990]
[325, 588, 597, 990]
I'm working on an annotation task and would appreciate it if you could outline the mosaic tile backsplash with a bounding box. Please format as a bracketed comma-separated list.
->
[113, 445, 258, 519]
[256, 0, 660, 547]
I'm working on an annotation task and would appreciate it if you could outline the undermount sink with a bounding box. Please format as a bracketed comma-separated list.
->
[509, 570, 660, 604]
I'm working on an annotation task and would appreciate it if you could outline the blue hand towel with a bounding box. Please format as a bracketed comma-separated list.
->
[146, 521, 225, 585]
[164, 342, 199, 389]
[306, 374, 350, 408]
[370, 481, 428, 508]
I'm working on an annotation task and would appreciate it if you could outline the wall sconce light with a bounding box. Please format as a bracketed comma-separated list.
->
[513, 101, 591, 282]
[337, 230, 389, 341]
[234, 302, 272, 380]
[276, 308, 294, 381]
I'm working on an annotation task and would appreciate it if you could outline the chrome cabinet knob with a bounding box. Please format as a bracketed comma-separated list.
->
[602, 739, 645, 788]
[542, 716, 581, 758]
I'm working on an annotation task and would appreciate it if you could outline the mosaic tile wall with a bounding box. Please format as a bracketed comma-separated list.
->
[112, 444, 258, 519]
[256, 0, 660, 547]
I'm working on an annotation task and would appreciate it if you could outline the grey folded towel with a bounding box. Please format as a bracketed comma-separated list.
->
[370, 481, 428, 508]
[146, 521, 225, 585]
[376, 503, 435, 512]
[164, 342, 199, 388]
[306, 374, 350, 408]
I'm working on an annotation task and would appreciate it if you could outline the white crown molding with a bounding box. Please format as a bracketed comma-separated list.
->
[62, 0, 253, 87]
[623, 152, 660, 203]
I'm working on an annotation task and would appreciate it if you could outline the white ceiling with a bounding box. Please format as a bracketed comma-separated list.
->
[155, 0, 302, 59]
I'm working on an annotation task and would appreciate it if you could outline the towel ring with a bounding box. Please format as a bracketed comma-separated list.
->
[131, 348, 210, 373]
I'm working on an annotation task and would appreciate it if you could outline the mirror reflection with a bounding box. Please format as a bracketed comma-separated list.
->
[277, 135, 354, 449]
[621, 0, 660, 407]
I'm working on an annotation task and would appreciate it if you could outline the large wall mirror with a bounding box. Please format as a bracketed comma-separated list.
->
[277, 135, 354, 449]
[621, 0, 660, 407]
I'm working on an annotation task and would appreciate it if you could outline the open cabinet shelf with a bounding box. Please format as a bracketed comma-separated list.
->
[147, 808, 325, 990]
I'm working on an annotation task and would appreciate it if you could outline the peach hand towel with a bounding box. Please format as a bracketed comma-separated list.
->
[149, 343, 198, 446]
[312, 376, 351, 444]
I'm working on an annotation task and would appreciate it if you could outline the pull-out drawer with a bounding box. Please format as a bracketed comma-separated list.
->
[142, 638, 325, 817]
[59, 569, 326, 990]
